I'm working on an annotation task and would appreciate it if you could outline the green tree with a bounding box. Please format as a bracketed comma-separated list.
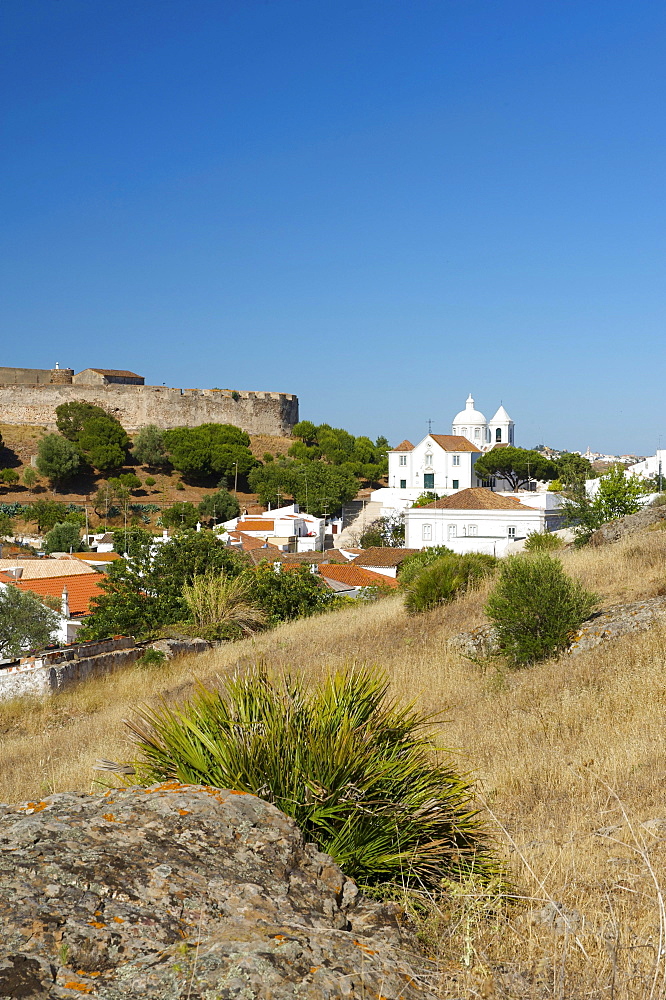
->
[473, 447, 558, 490]
[485, 554, 598, 665]
[0, 469, 20, 489]
[561, 466, 649, 543]
[555, 452, 594, 488]
[197, 489, 240, 525]
[111, 526, 154, 556]
[0, 586, 60, 657]
[22, 467, 38, 490]
[56, 401, 110, 441]
[291, 420, 318, 444]
[78, 417, 129, 473]
[117, 472, 142, 492]
[43, 521, 86, 554]
[411, 491, 439, 507]
[80, 530, 246, 640]
[23, 499, 69, 532]
[131, 424, 169, 468]
[36, 434, 81, 490]
[359, 512, 405, 548]
[250, 563, 333, 623]
[248, 460, 358, 516]
[163, 424, 256, 482]
[161, 502, 200, 530]
[0, 513, 15, 540]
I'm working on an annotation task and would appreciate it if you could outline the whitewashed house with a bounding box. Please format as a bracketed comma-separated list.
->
[220, 504, 325, 553]
[404, 488, 558, 556]
[627, 450, 666, 486]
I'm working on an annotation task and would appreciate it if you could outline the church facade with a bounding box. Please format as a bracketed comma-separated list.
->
[371, 394, 515, 511]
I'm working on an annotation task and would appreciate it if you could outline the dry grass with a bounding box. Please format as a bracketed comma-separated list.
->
[2, 529, 666, 995]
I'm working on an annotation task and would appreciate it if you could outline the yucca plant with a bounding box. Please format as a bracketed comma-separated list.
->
[126, 666, 504, 892]
[182, 570, 267, 637]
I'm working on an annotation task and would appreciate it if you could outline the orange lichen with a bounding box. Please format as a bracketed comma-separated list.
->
[88, 920, 106, 929]
[77, 970, 101, 977]
[112, 916, 124, 923]
[19, 801, 49, 814]
[353, 940, 377, 955]
[101, 813, 116, 822]
[63, 983, 93, 993]
[178, 809, 190, 816]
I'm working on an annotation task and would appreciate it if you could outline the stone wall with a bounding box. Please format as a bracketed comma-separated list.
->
[0, 383, 299, 435]
[0, 366, 54, 385]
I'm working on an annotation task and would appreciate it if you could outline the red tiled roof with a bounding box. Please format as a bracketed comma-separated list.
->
[390, 440, 415, 452]
[316, 564, 399, 589]
[429, 435, 480, 453]
[420, 488, 536, 511]
[11, 574, 105, 616]
[231, 531, 280, 553]
[88, 369, 143, 378]
[351, 547, 419, 567]
[236, 519, 275, 532]
[72, 552, 121, 562]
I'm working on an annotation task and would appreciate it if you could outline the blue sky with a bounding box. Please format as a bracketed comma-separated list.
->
[1, 0, 664, 454]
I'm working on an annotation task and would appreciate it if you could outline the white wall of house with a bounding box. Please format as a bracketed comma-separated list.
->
[405, 505, 546, 556]
[628, 451, 666, 482]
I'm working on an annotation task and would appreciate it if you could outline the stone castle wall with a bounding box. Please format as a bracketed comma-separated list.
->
[0, 383, 299, 436]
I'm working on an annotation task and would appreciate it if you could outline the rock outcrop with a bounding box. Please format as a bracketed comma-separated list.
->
[0, 783, 433, 999]
[588, 504, 666, 545]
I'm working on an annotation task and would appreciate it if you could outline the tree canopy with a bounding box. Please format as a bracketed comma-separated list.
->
[473, 446, 558, 490]
[55, 402, 130, 473]
[131, 425, 169, 468]
[248, 460, 358, 516]
[0, 586, 60, 657]
[289, 422, 389, 482]
[162, 424, 257, 482]
[197, 488, 240, 525]
[36, 434, 81, 489]
[561, 465, 649, 543]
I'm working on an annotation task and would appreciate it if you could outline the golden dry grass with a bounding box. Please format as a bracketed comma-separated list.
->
[2, 529, 666, 996]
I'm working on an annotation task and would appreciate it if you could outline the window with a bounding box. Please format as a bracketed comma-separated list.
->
[496, 427, 502, 442]
[468, 525, 477, 536]
[424, 452, 433, 466]
[452, 479, 459, 489]
[424, 473, 434, 489]
[399, 455, 407, 466]
[422, 523, 432, 541]
[400, 479, 406, 489]
[474, 427, 481, 439]
[452, 455, 460, 466]
[448, 524, 457, 539]
[507, 525, 516, 539]
[461, 426, 467, 436]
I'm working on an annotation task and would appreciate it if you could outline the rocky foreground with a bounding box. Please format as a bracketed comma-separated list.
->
[0, 783, 434, 999]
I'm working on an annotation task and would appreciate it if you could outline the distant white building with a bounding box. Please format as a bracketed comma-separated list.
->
[627, 450, 666, 485]
[452, 394, 514, 450]
[404, 488, 559, 556]
[220, 504, 325, 553]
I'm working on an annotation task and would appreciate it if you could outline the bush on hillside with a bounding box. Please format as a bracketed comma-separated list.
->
[523, 531, 565, 552]
[485, 553, 598, 666]
[404, 553, 497, 614]
[127, 666, 503, 892]
[399, 545, 454, 586]
[43, 521, 87, 555]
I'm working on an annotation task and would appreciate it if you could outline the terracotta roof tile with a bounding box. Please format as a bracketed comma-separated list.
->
[389, 440, 415, 452]
[0, 559, 96, 579]
[420, 488, 536, 510]
[236, 519, 275, 532]
[316, 564, 399, 589]
[429, 435, 480, 453]
[11, 574, 105, 616]
[351, 547, 419, 567]
[72, 552, 121, 562]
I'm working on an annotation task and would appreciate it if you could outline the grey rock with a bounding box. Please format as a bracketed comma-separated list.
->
[0, 784, 434, 998]
[148, 637, 211, 659]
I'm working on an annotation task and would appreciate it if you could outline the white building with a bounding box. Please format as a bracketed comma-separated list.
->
[627, 450, 666, 485]
[452, 394, 515, 450]
[220, 504, 325, 553]
[404, 488, 558, 556]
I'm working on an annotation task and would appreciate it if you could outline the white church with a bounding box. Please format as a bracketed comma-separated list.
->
[371, 394, 515, 509]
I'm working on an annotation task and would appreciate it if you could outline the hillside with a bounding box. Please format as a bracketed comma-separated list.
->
[2, 531, 666, 996]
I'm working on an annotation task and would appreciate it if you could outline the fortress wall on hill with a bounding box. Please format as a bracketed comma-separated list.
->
[0, 384, 298, 436]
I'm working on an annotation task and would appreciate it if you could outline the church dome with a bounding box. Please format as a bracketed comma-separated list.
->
[452, 394, 486, 426]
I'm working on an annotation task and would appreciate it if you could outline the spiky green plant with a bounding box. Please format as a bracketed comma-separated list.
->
[126, 667, 503, 892]
[182, 571, 267, 636]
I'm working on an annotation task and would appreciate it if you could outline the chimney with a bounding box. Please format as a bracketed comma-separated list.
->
[61, 585, 69, 619]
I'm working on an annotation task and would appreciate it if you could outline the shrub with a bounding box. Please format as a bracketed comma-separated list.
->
[197, 489, 240, 525]
[0, 469, 20, 488]
[127, 666, 503, 892]
[182, 571, 266, 638]
[399, 545, 454, 586]
[22, 467, 38, 489]
[161, 502, 199, 530]
[485, 553, 598, 665]
[144, 476, 156, 487]
[523, 531, 565, 552]
[44, 521, 87, 554]
[411, 491, 439, 508]
[136, 648, 167, 669]
[404, 553, 496, 614]
[175, 480, 185, 491]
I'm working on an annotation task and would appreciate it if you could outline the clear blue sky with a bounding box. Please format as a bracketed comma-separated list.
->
[1, 0, 664, 455]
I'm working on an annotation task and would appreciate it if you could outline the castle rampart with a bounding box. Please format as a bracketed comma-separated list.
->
[0, 383, 299, 436]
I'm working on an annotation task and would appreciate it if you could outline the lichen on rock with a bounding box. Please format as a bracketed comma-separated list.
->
[0, 784, 434, 998]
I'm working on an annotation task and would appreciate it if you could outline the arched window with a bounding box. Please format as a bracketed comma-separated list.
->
[496, 427, 502, 442]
